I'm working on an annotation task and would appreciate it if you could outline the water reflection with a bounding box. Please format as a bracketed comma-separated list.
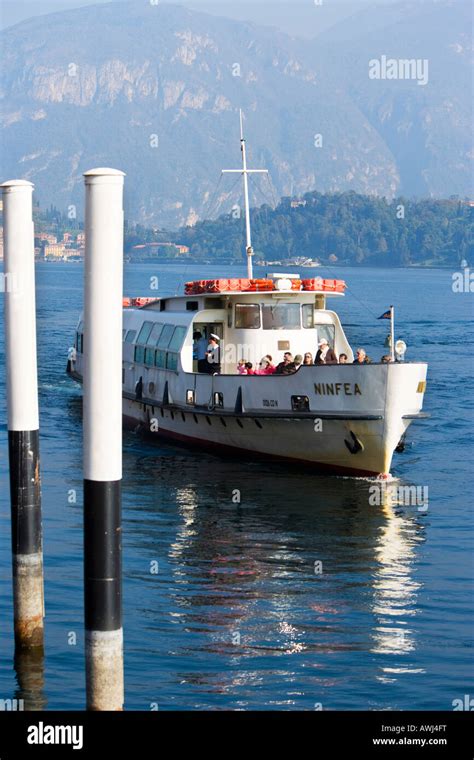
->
[123, 440, 428, 707]
[14, 647, 47, 711]
[371, 493, 425, 679]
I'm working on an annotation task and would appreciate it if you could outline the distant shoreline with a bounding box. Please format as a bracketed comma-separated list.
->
[21, 260, 463, 271]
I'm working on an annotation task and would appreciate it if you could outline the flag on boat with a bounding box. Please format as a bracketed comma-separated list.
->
[377, 309, 392, 320]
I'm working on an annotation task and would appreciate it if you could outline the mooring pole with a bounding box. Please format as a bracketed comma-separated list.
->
[83, 168, 125, 710]
[1, 179, 44, 650]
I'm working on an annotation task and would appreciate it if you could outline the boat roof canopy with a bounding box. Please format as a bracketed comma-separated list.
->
[184, 275, 346, 297]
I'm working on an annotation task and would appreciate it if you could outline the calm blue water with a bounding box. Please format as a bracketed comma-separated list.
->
[0, 263, 473, 710]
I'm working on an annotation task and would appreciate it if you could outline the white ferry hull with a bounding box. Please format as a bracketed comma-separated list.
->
[122, 399, 395, 475]
[108, 362, 428, 477]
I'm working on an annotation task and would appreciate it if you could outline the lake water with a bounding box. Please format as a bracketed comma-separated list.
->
[0, 263, 473, 710]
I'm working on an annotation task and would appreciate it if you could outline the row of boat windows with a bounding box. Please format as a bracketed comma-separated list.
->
[131, 322, 187, 369]
[183, 390, 309, 412]
[74, 321, 186, 361]
[234, 302, 315, 330]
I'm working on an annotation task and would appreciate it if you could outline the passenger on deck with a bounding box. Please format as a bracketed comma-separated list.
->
[194, 330, 209, 373]
[294, 354, 303, 370]
[339, 353, 348, 364]
[275, 352, 296, 375]
[381, 354, 392, 363]
[315, 338, 337, 365]
[237, 359, 248, 374]
[353, 348, 371, 364]
[206, 334, 221, 374]
[264, 355, 275, 372]
[303, 352, 313, 365]
[255, 357, 276, 375]
[245, 362, 255, 375]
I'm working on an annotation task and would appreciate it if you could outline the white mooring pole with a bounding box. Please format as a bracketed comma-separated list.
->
[83, 168, 125, 710]
[1, 179, 44, 650]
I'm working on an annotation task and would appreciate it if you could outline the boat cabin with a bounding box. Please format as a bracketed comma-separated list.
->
[75, 276, 353, 378]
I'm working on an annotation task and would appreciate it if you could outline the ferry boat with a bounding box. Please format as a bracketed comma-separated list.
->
[67, 114, 428, 477]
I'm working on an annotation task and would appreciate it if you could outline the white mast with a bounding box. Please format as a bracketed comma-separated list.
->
[222, 109, 268, 278]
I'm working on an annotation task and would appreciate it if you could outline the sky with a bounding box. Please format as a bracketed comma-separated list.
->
[0, 0, 401, 37]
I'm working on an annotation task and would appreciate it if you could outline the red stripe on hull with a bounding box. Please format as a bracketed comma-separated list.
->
[123, 414, 379, 477]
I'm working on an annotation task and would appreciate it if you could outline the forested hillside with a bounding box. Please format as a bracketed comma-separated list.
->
[162, 191, 473, 267]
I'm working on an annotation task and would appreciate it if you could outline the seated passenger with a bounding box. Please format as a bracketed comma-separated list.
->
[381, 354, 392, 363]
[339, 353, 348, 364]
[275, 352, 296, 375]
[237, 359, 247, 374]
[245, 362, 255, 375]
[255, 357, 275, 375]
[353, 348, 371, 364]
[264, 354, 276, 372]
[294, 354, 303, 370]
[303, 352, 313, 365]
[275, 352, 292, 373]
[315, 338, 337, 365]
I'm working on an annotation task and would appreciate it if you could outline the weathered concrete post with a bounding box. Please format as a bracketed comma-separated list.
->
[83, 168, 125, 710]
[1, 179, 44, 650]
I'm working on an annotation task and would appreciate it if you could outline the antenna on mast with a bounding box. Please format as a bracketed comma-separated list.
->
[222, 109, 268, 278]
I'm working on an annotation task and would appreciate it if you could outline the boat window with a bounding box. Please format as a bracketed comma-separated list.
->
[315, 324, 336, 347]
[291, 395, 310, 411]
[157, 324, 175, 349]
[302, 304, 315, 329]
[166, 353, 178, 371]
[262, 303, 300, 330]
[136, 321, 154, 345]
[134, 345, 145, 364]
[122, 328, 127, 340]
[124, 329, 137, 343]
[147, 322, 164, 345]
[155, 349, 166, 369]
[144, 348, 155, 367]
[235, 303, 261, 329]
[168, 326, 187, 352]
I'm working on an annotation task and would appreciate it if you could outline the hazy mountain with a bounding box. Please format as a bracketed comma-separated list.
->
[0, 0, 471, 227]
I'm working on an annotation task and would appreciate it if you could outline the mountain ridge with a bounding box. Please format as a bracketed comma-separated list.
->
[0, 0, 471, 226]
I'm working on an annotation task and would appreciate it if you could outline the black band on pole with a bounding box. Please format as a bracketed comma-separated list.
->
[8, 430, 42, 557]
[84, 479, 122, 632]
